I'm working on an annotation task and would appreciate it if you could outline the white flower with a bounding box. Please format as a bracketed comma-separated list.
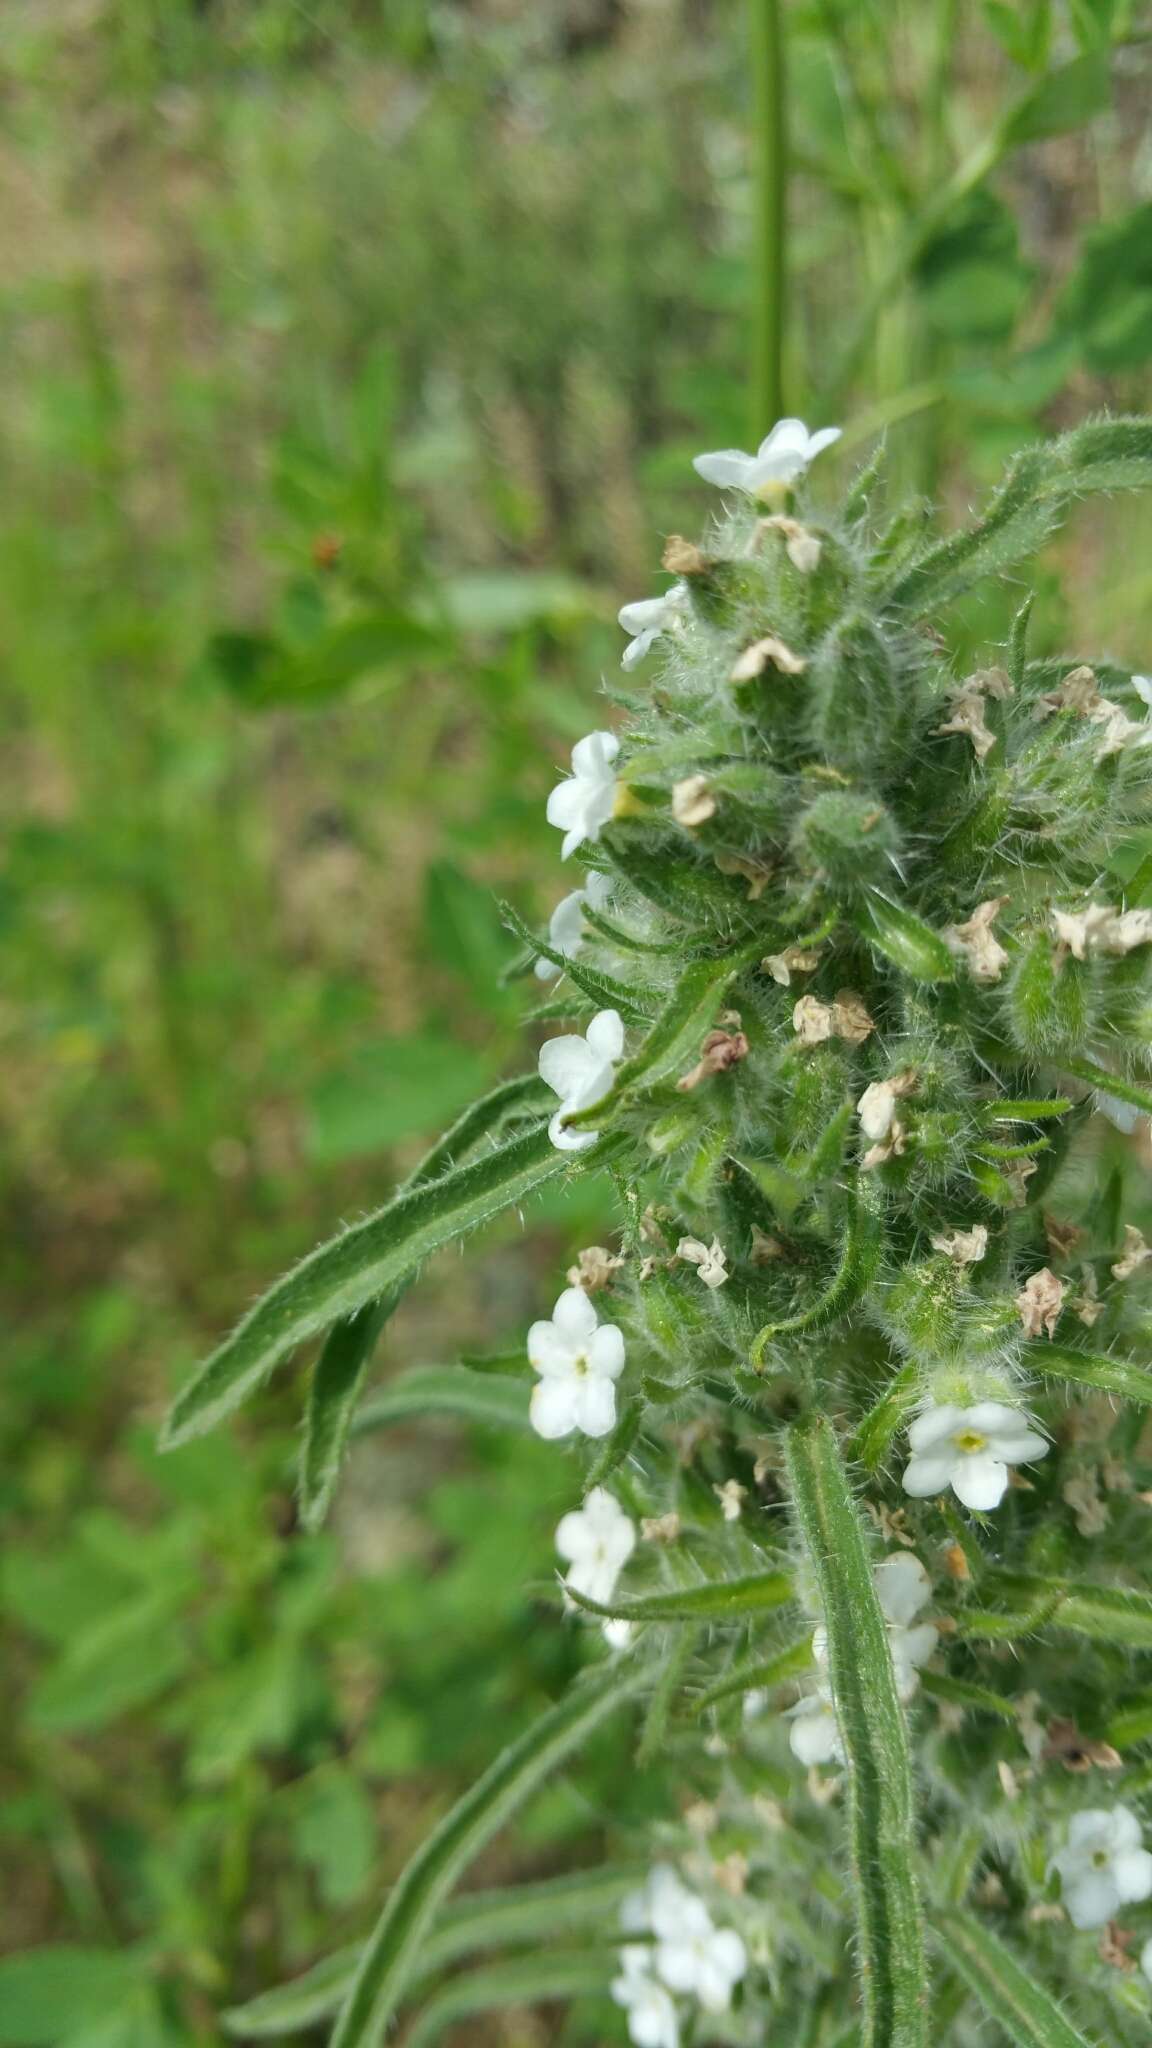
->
[693, 417, 841, 495]
[812, 1553, 938, 1705]
[621, 1867, 747, 2016]
[546, 731, 620, 858]
[787, 1687, 843, 1766]
[618, 584, 688, 670]
[1097, 1091, 1148, 1135]
[527, 1288, 626, 1440]
[538, 1007, 624, 1151]
[1051, 1807, 1152, 1929]
[533, 870, 613, 982]
[612, 1948, 679, 2048]
[902, 1401, 1049, 1512]
[556, 1486, 636, 1647]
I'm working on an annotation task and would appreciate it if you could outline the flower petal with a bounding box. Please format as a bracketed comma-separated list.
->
[907, 1404, 964, 1453]
[574, 1375, 617, 1438]
[538, 1034, 595, 1101]
[545, 778, 587, 831]
[588, 1322, 626, 1379]
[1113, 1847, 1152, 1904]
[586, 1007, 625, 1063]
[552, 1286, 600, 1342]
[527, 1320, 572, 1375]
[806, 425, 842, 458]
[874, 1552, 931, 1626]
[692, 449, 755, 489]
[987, 1427, 1049, 1466]
[571, 729, 619, 777]
[901, 1451, 959, 1498]
[549, 1108, 598, 1151]
[951, 1456, 1009, 1512]
[554, 1508, 592, 1561]
[618, 597, 667, 635]
[529, 1378, 578, 1440]
[1063, 1871, 1119, 1929]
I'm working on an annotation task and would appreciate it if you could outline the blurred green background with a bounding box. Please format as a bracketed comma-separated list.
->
[3, 2, 1152, 2041]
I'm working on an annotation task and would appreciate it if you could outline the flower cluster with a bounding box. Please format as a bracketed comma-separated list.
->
[612, 1866, 748, 2048]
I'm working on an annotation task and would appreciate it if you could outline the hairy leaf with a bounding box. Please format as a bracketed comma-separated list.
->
[299, 1299, 393, 1533]
[328, 1662, 647, 2047]
[692, 1637, 815, 1714]
[162, 1123, 570, 1446]
[351, 1368, 530, 1437]
[929, 1910, 1098, 2048]
[499, 901, 655, 1021]
[565, 1570, 794, 1624]
[786, 1416, 928, 2048]
[1034, 1344, 1152, 1407]
[858, 890, 956, 983]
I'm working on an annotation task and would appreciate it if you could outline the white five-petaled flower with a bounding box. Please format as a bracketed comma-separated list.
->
[787, 1685, 843, 1766]
[618, 584, 688, 670]
[623, 1866, 747, 2016]
[534, 870, 613, 982]
[527, 1287, 626, 1440]
[693, 417, 841, 496]
[546, 731, 621, 858]
[796, 1555, 937, 1768]
[1051, 1806, 1152, 1929]
[902, 1401, 1049, 1512]
[611, 1947, 679, 2048]
[555, 1486, 636, 1648]
[538, 1007, 624, 1152]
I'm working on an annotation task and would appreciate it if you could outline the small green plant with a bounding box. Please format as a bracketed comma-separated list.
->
[171, 413, 1152, 2046]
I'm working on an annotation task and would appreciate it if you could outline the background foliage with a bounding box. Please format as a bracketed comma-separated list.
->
[3, 1, 1152, 2042]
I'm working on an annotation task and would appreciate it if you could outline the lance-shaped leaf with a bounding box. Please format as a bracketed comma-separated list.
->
[162, 1123, 571, 1446]
[786, 1415, 929, 2048]
[850, 1363, 921, 1472]
[1032, 1345, 1152, 1408]
[885, 415, 1152, 616]
[918, 1670, 1018, 1723]
[499, 902, 655, 1021]
[565, 1569, 793, 1625]
[351, 1367, 531, 1437]
[404, 1952, 618, 2048]
[692, 1636, 814, 1714]
[224, 1868, 640, 2038]
[328, 1661, 647, 2048]
[752, 1188, 883, 1363]
[928, 1910, 1097, 2048]
[563, 939, 765, 1129]
[858, 890, 955, 983]
[983, 1572, 1152, 1649]
[1060, 1056, 1152, 1116]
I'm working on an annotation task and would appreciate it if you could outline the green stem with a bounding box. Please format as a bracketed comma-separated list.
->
[749, 0, 787, 429]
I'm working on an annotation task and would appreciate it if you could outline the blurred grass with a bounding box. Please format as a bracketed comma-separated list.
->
[2, 1, 1152, 2042]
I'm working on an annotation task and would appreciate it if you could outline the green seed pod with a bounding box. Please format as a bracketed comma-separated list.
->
[806, 613, 906, 776]
[1004, 926, 1093, 1056]
[791, 790, 902, 889]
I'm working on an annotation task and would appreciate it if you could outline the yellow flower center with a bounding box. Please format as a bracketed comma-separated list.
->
[954, 1429, 988, 1455]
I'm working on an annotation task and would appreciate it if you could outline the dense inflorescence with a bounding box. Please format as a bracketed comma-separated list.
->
[176, 417, 1152, 2048]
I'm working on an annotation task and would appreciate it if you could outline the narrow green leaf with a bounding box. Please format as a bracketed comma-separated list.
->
[786, 1416, 928, 2048]
[859, 890, 955, 983]
[985, 1572, 1152, 1648]
[328, 1662, 647, 2048]
[299, 1299, 392, 1533]
[980, 1097, 1073, 1124]
[1060, 1056, 1152, 1115]
[885, 417, 1152, 616]
[351, 1368, 531, 1438]
[404, 1952, 617, 2048]
[918, 1669, 1018, 1722]
[498, 902, 654, 1022]
[1033, 1344, 1152, 1407]
[405, 1075, 553, 1187]
[752, 1189, 883, 1362]
[929, 1909, 1098, 2048]
[162, 1123, 568, 1447]
[692, 1636, 814, 1714]
[564, 940, 765, 1128]
[566, 1570, 793, 1624]
[224, 1869, 640, 2038]
[850, 1364, 921, 1472]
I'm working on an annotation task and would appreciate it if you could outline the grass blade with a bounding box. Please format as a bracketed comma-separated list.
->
[786, 1415, 928, 2048]
[162, 1122, 570, 1447]
[328, 1661, 647, 2047]
[929, 1910, 1098, 2048]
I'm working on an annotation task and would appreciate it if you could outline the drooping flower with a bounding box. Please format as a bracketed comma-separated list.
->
[1113, 1225, 1152, 1280]
[693, 418, 841, 495]
[538, 1007, 624, 1151]
[611, 1948, 679, 2048]
[943, 896, 1010, 983]
[546, 731, 621, 858]
[1015, 1268, 1065, 1340]
[901, 1401, 1049, 1512]
[618, 583, 688, 670]
[856, 1070, 918, 1169]
[1051, 1807, 1152, 1929]
[555, 1486, 636, 1648]
[533, 870, 613, 982]
[671, 775, 716, 827]
[1051, 903, 1152, 960]
[676, 1235, 729, 1289]
[527, 1288, 626, 1440]
[930, 1224, 989, 1266]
